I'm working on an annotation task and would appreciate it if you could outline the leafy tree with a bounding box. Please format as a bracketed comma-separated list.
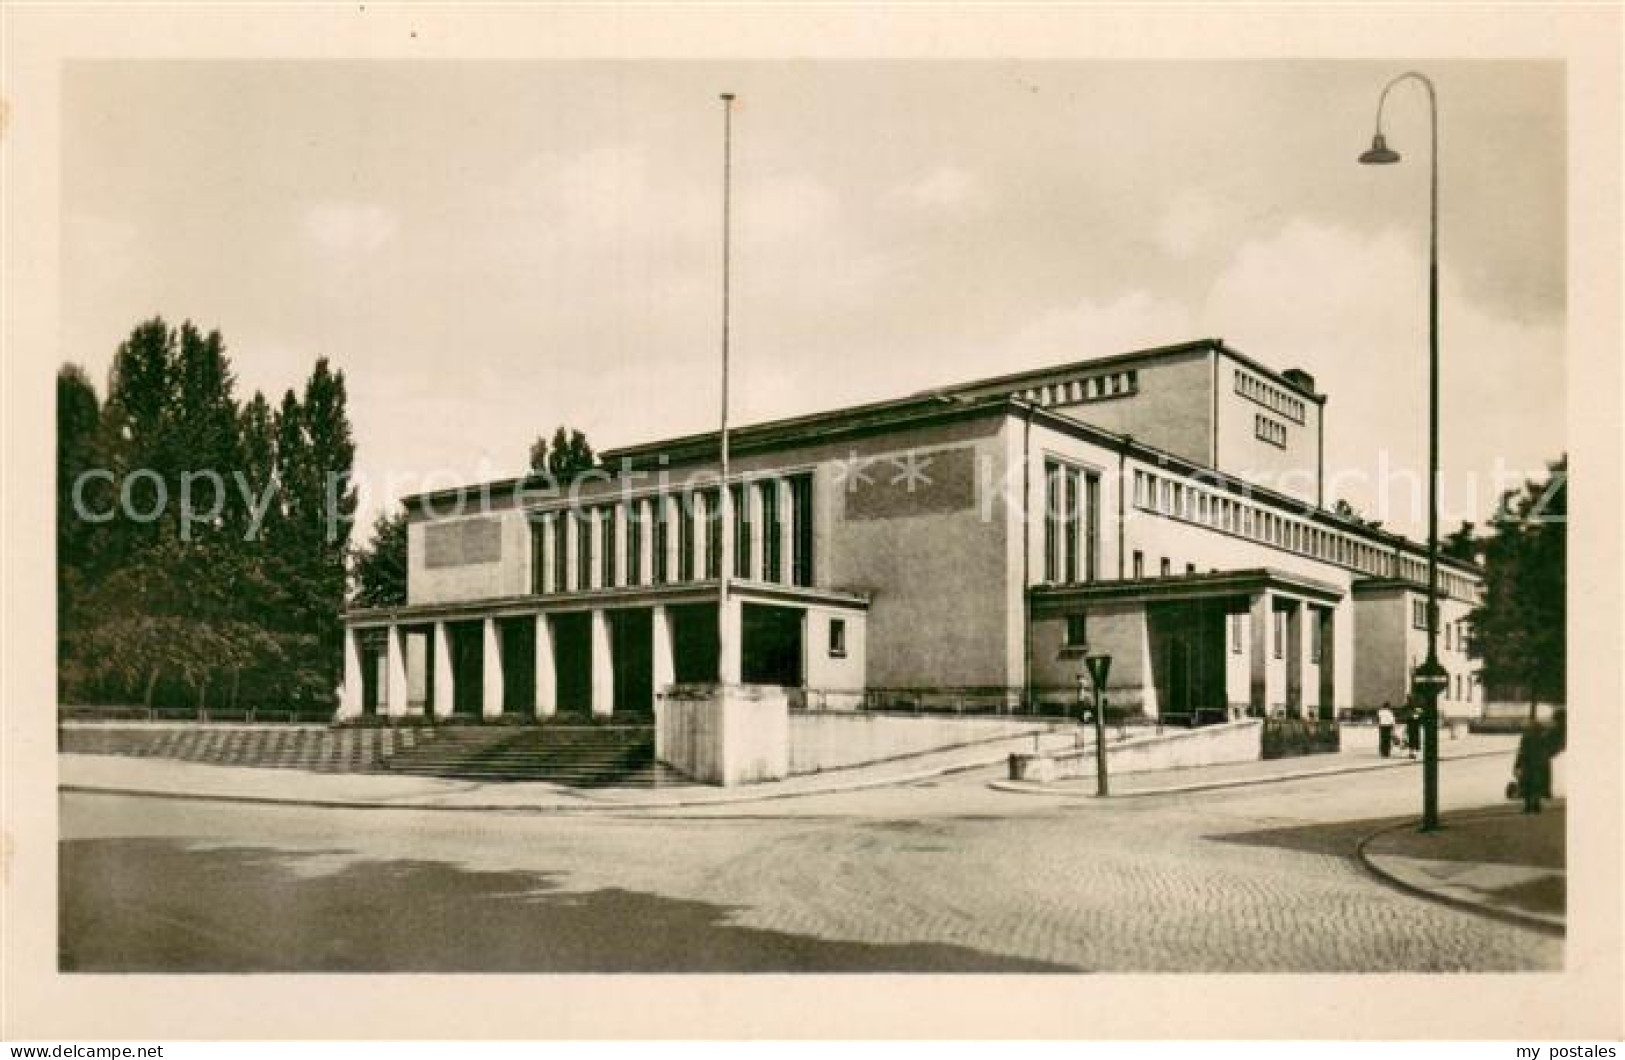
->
[351, 508, 409, 609]
[1469, 456, 1566, 714]
[1442, 520, 1481, 564]
[529, 425, 596, 483]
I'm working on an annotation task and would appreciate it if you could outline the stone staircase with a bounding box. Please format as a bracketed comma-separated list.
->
[59, 724, 427, 772]
[379, 722, 685, 787]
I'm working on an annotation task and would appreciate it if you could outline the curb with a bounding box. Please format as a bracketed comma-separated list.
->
[987, 747, 1516, 799]
[1353, 809, 1566, 936]
[57, 747, 1018, 815]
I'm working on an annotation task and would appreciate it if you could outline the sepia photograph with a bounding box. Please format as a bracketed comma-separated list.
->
[3, 2, 1622, 1045]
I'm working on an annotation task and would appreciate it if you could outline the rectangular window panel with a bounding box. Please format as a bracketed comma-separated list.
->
[760, 480, 781, 583]
[703, 488, 722, 580]
[1044, 461, 1061, 582]
[731, 482, 750, 579]
[600, 505, 617, 588]
[530, 517, 545, 594]
[1063, 467, 1080, 583]
[575, 511, 593, 590]
[678, 495, 695, 582]
[829, 618, 847, 657]
[1085, 473, 1100, 582]
[790, 473, 814, 587]
[626, 502, 643, 585]
[1065, 613, 1087, 647]
[1274, 611, 1285, 659]
[553, 512, 569, 593]
[652, 499, 669, 585]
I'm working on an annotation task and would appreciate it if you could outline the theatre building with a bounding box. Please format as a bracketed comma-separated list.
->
[339, 338, 1484, 726]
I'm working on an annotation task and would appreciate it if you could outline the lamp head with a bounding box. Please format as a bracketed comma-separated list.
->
[1359, 133, 1402, 165]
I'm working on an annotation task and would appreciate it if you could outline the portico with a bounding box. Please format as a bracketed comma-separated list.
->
[1029, 569, 1344, 722]
[337, 581, 868, 723]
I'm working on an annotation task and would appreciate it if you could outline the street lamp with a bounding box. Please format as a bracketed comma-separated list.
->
[1359, 71, 1446, 832]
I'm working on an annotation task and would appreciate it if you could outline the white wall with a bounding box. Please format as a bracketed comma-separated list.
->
[788, 713, 1053, 775]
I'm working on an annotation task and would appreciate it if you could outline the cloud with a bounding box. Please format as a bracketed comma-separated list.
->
[301, 202, 397, 256]
[1155, 190, 1228, 260]
[997, 289, 1198, 366]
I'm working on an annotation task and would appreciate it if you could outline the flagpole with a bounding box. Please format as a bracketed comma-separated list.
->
[717, 92, 735, 689]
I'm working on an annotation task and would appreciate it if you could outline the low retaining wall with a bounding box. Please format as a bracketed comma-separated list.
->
[1008, 720, 1262, 784]
[656, 684, 789, 786]
[789, 712, 1055, 776]
[56, 722, 418, 771]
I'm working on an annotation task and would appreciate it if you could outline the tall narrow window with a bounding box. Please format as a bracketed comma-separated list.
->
[703, 488, 722, 580]
[1063, 467, 1080, 583]
[1133, 550, 1144, 579]
[1043, 461, 1062, 582]
[1085, 473, 1100, 582]
[677, 494, 695, 582]
[652, 498, 669, 584]
[530, 516, 545, 594]
[552, 511, 569, 593]
[731, 482, 750, 580]
[625, 501, 643, 585]
[760, 480, 782, 583]
[575, 510, 593, 590]
[1160, 557, 1171, 578]
[790, 473, 814, 587]
[599, 505, 617, 588]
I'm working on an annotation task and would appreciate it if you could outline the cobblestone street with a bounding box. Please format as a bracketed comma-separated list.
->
[60, 750, 1559, 972]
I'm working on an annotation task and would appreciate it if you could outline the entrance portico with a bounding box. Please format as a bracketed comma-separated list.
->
[1029, 568, 1344, 722]
[338, 581, 867, 723]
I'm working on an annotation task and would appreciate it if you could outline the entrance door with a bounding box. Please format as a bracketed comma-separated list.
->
[551, 612, 592, 714]
[611, 609, 654, 716]
[1168, 638, 1191, 717]
[741, 603, 804, 687]
[450, 621, 484, 716]
[501, 617, 536, 715]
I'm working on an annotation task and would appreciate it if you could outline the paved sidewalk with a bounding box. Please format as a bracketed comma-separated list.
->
[57, 725, 1079, 813]
[1358, 802, 1566, 932]
[990, 733, 1518, 797]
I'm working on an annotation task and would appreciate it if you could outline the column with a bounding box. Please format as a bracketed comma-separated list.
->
[587, 508, 603, 591]
[590, 609, 615, 717]
[558, 512, 574, 593]
[613, 503, 629, 589]
[652, 604, 676, 699]
[539, 514, 556, 594]
[338, 626, 363, 719]
[1285, 599, 1305, 717]
[637, 498, 655, 586]
[776, 479, 795, 585]
[719, 595, 743, 686]
[385, 625, 410, 718]
[1247, 590, 1274, 715]
[432, 621, 455, 718]
[534, 614, 558, 718]
[663, 494, 682, 583]
[482, 617, 504, 719]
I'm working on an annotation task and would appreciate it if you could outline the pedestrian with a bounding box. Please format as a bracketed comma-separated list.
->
[1376, 702, 1395, 759]
[1405, 706, 1422, 760]
[1514, 720, 1551, 814]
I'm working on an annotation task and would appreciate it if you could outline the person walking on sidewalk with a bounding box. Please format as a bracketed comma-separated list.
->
[1377, 702, 1396, 759]
[1515, 720, 1552, 814]
[1405, 706, 1423, 760]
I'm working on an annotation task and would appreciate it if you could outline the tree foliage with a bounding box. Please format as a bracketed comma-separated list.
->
[351, 508, 409, 609]
[529, 425, 596, 483]
[57, 317, 356, 714]
[1468, 456, 1566, 709]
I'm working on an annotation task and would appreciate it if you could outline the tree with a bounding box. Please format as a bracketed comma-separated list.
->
[1469, 456, 1566, 715]
[351, 508, 409, 608]
[1442, 520, 1481, 564]
[529, 425, 596, 483]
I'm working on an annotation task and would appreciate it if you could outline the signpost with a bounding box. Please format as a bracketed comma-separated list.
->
[1085, 653, 1113, 797]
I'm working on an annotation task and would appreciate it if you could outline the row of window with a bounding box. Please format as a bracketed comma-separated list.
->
[1131, 468, 1479, 601]
[1235, 370, 1306, 424]
[1019, 368, 1139, 409]
[1413, 601, 1474, 654]
[1254, 414, 1288, 449]
[529, 475, 814, 595]
[1042, 460, 1102, 584]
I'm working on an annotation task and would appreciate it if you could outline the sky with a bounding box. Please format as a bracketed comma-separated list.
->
[60, 60, 1565, 540]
